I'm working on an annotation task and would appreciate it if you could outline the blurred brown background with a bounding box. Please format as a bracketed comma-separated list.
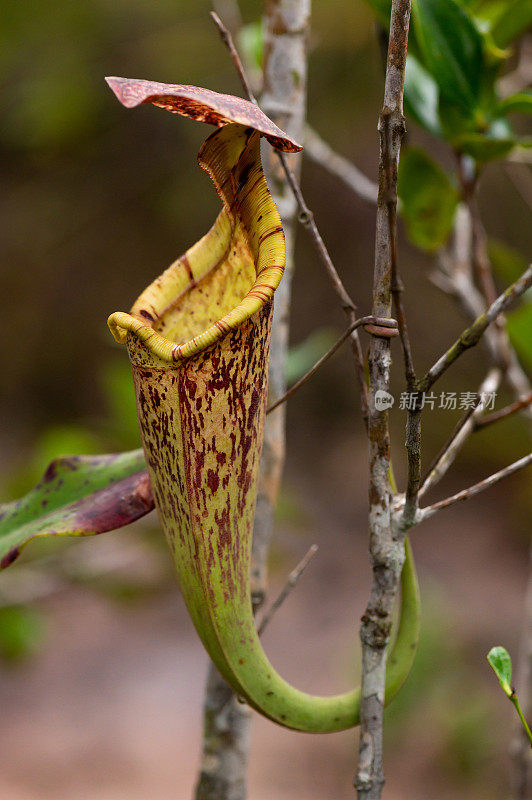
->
[0, 1, 531, 798]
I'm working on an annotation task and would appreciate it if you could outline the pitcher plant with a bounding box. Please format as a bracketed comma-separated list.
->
[0, 77, 420, 733]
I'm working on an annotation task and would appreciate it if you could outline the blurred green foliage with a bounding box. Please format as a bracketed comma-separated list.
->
[365, 0, 532, 257]
[414, 0, 486, 113]
[506, 305, 532, 371]
[398, 146, 458, 251]
[0, 605, 45, 663]
[285, 327, 338, 385]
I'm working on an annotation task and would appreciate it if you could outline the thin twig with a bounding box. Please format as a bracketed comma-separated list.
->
[266, 316, 398, 415]
[419, 396, 481, 489]
[276, 148, 356, 312]
[401, 335, 422, 527]
[418, 453, 532, 522]
[303, 99, 419, 468]
[419, 265, 532, 393]
[210, 12, 256, 103]
[276, 147, 371, 423]
[460, 164, 527, 394]
[257, 545, 318, 636]
[394, 225, 418, 522]
[386, 155, 415, 389]
[458, 162, 499, 310]
[418, 369, 501, 499]
[392, 273, 416, 388]
[432, 208, 532, 406]
[356, 0, 411, 796]
[475, 392, 532, 431]
[211, 0, 243, 42]
[210, 8, 370, 427]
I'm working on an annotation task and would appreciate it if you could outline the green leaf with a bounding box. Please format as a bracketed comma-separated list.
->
[507, 304, 532, 371]
[455, 131, 515, 160]
[452, 117, 516, 161]
[404, 54, 442, 137]
[487, 646, 513, 696]
[439, 98, 516, 160]
[398, 147, 458, 251]
[0, 450, 153, 569]
[495, 92, 532, 118]
[413, 0, 485, 111]
[490, 0, 532, 47]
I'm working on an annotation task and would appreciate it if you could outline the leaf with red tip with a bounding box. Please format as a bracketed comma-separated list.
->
[105, 77, 302, 153]
[0, 450, 153, 569]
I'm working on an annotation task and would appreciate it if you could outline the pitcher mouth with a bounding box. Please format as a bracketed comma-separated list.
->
[108, 123, 285, 364]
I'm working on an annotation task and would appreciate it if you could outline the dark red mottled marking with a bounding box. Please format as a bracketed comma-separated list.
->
[258, 225, 283, 245]
[1, 547, 20, 569]
[238, 161, 253, 188]
[207, 469, 219, 493]
[182, 255, 195, 283]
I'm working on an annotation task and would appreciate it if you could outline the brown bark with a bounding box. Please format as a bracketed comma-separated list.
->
[355, 1, 411, 797]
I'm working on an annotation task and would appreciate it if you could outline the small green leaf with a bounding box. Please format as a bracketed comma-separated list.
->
[488, 647, 532, 745]
[495, 92, 532, 118]
[456, 133, 515, 161]
[398, 147, 458, 251]
[413, 0, 485, 111]
[404, 54, 442, 137]
[487, 646, 513, 696]
[0, 450, 153, 569]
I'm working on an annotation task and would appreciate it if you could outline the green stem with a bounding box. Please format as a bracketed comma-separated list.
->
[511, 693, 532, 747]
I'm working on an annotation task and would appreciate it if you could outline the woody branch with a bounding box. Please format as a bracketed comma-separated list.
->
[355, 1, 411, 797]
